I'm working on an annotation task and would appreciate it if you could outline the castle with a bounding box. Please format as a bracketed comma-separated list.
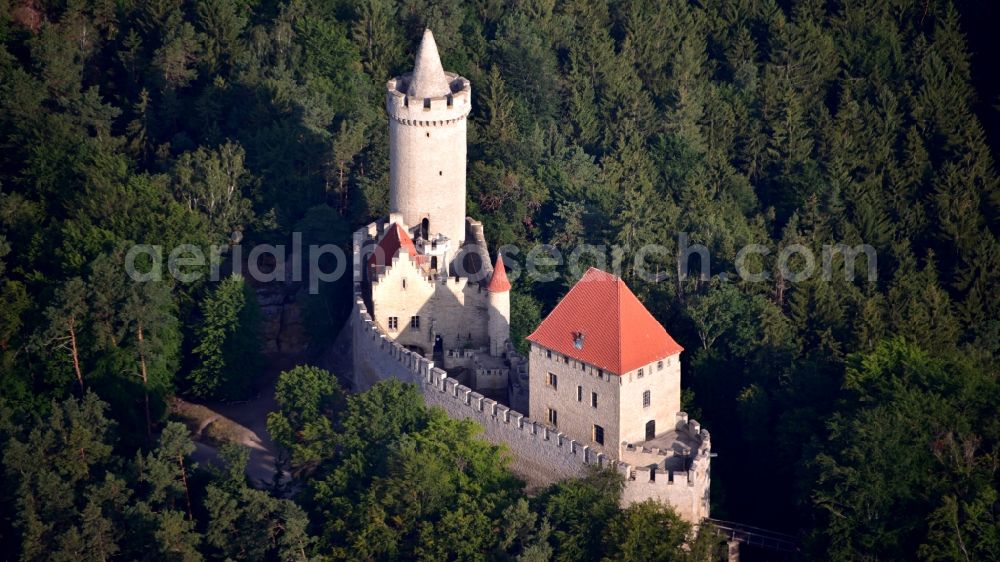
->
[350, 30, 711, 523]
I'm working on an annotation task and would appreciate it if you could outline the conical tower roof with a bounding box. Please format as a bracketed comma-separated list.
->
[407, 29, 451, 99]
[487, 254, 511, 292]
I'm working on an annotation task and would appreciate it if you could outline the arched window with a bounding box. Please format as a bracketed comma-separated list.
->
[420, 218, 429, 240]
[645, 420, 656, 440]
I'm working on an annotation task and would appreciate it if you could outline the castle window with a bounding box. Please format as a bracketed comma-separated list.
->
[426, 132, 430, 137]
[423, 98, 431, 109]
[577, 386, 582, 402]
[388, 317, 399, 331]
[591, 392, 598, 408]
[402, 278, 406, 289]
[657, 360, 663, 371]
[547, 408, 558, 427]
[410, 316, 420, 328]
[597, 369, 603, 379]
[563, 356, 569, 364]
[439, 170, 442, 176]
[547, 372, 558, 389]
[643, 391, 651, 408]
[637, 368, 644, 378]
[546, 350, 552, 359]
[593, 425, 604, 445]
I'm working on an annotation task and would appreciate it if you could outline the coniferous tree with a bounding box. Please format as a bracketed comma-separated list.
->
[37, 277, 90, 395]
[189, 274, 261, 400]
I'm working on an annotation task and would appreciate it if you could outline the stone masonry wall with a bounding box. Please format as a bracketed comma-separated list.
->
[351, 224, 710, 522]
[386, 74, 470, 247]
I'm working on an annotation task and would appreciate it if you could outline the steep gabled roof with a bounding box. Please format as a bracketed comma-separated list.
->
[486, 254, 511, 292]
[368, 223, 418, 270]
[407, 29, 451, 99]
[526, 268, 683, 375]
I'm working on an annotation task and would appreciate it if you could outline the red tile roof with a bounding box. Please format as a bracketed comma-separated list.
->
[368, 223, 419, 271]
[527, 268, 683, 375]
[486, 254, 511, 292]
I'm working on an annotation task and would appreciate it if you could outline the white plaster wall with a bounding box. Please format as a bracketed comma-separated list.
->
[618, 354, 681, 444]
[488, 290, 510, 356]
[370, 255, 436, 353]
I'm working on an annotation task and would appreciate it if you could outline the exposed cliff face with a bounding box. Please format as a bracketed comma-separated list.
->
[252, 257, 308, 354]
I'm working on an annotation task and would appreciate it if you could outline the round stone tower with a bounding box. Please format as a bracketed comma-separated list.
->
[487, 254, 512, 357]
[385, 29, 471, 248]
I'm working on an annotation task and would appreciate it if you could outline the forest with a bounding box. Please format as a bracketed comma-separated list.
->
[0, 0, 998, 560]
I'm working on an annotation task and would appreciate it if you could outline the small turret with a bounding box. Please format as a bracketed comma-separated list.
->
[487, 254, 511, 356]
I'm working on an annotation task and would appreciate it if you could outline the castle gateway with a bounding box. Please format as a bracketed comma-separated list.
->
[350, 30, 710, 523]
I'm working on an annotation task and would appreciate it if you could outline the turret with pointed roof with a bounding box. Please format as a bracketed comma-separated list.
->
[385, 29, 472, 250]
[486, 253, 511, 292]
[487, 253, 512, 356]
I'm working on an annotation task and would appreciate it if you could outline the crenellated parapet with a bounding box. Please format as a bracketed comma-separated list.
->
[351, 221, 710, 523]
[385, 73, 471, 125]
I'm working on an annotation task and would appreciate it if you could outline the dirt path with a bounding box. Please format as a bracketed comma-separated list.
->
[175, 321, 355, 488]
[176, 353, 305, 487]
